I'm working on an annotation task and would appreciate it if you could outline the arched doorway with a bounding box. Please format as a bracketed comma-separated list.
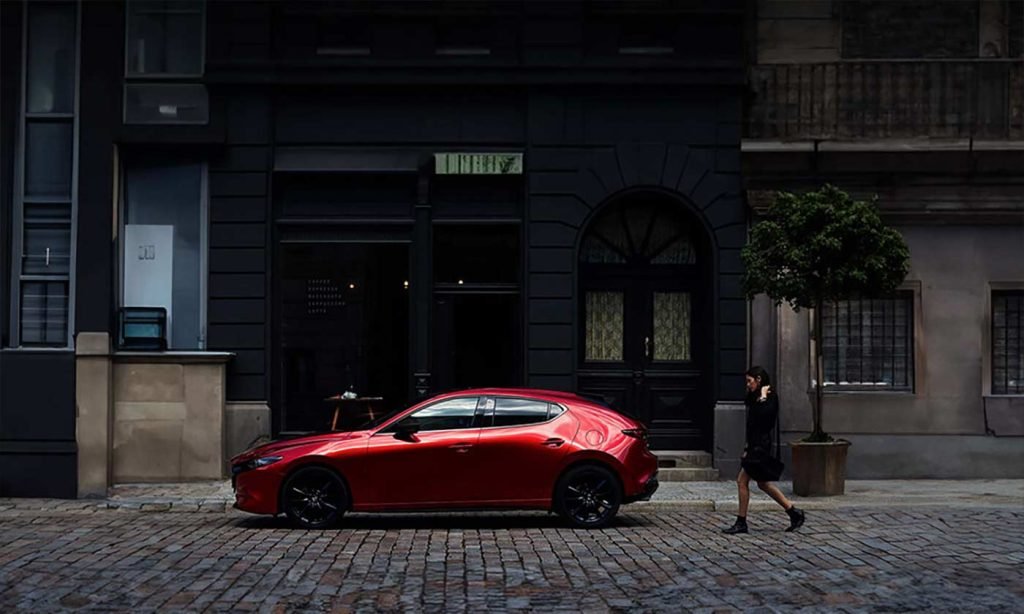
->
[576, 192, 713, 450]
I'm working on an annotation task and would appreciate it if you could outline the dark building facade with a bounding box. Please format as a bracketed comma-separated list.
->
[0, 0, 749, 496]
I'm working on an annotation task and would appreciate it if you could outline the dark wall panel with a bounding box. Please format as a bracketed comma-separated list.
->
[0, 449, 77, 498]
[76, 1, 122, 334]
[208, 108, 271, 404]
[0, 352, 76, 440]
[0, 352, 77, 497]
[275, 91, 525, 145]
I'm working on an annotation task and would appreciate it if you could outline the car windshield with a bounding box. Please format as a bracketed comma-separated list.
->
[357, 406, 407, 431]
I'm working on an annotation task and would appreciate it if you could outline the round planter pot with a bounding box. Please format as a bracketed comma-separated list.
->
[789, 440, 851, 497]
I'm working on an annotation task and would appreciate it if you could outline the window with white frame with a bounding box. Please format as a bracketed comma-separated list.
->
[121, 158, 206, 350]
[124, 0, 207, 124]
[10, 1, 79, 347]
[821, 292, 914, 391]
[993, 291, 1023, 394]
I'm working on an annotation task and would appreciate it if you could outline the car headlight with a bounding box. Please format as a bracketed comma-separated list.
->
[235, 455, 283, 473]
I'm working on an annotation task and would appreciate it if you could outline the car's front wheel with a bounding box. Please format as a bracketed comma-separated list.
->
[554, 465, 622, 529]
[281, 466, 349, 529]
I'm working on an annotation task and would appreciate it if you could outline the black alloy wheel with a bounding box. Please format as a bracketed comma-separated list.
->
[281, 466, 349, 529]
[554, 465, 622, 529]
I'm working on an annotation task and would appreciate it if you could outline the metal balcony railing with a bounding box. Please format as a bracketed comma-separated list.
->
[746, 60, 1024, 140]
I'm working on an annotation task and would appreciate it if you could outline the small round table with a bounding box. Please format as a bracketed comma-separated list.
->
[324, 395, 384, 431]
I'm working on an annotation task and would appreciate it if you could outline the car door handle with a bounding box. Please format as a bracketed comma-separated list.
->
[449, 443, 473, 453]
[541, 438, 564, 447]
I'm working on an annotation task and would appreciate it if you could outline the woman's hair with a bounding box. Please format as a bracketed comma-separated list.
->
[745, 366, 774, 403]
[745, 366, 771, 388]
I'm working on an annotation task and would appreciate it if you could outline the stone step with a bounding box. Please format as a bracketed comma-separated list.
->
[658, 467, 720, 482]
[654, 450, 713, 468]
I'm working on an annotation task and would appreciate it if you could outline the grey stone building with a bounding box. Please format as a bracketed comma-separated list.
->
[744, 0, 1024, 478]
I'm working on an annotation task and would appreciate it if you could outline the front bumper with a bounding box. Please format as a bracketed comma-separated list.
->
[231, 465, 281, 515]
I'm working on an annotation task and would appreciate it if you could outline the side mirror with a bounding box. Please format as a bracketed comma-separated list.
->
[393, 422, 421, 442]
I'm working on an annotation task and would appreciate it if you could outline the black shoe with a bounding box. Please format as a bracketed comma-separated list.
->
[785, 507, 805, 532]
[722, 517, 748, 534]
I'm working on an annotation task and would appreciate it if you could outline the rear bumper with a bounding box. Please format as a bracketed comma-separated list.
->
[624, 473, 659, 503]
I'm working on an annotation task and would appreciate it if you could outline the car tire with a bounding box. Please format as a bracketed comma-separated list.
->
[281, 466, 349, 530]
[554, 464, 622, 529]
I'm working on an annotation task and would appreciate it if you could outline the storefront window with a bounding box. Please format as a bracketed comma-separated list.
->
[122, 160, 206, 350]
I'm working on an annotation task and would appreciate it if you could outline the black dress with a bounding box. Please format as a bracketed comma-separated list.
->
[740, 392, 782, 481]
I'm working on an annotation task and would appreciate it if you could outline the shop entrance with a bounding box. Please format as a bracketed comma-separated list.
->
[276, 243, 409, 433]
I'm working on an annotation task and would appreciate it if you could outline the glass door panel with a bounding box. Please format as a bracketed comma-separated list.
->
[585, 291, 624, 362]
[652, 292, 691, 362]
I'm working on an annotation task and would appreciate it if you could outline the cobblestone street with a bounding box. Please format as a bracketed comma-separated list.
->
[1, 506, 1021, 612]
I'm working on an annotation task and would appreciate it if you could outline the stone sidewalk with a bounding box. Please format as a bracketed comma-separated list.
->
[2, 479, 1020, 513]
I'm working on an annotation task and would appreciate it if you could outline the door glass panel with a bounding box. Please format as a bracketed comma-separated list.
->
[651, 236, 695, 264]
[399, 397, 480, 432]
[580, 235, 626, 263]
[653, 292, 691, 361]
[585, 291, 624, 362]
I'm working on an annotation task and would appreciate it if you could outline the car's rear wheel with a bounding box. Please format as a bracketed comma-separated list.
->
[281, 466, 349, 529]
[554, 465, 622, 529]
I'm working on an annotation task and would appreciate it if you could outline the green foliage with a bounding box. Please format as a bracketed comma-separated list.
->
[741, 185, 910, 441]
[742, 185, 910, 311]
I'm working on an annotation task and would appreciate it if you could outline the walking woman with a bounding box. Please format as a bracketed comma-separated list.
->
[722, 366, 806, 534]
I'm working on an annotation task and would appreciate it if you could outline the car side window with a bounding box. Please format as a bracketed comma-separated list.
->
[547, 403, 565, 419]
[391, 397, 481, 433]
[491, 397, 551, 428]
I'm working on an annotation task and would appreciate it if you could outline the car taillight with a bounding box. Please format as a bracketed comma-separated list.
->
[621, 428, 647, 440]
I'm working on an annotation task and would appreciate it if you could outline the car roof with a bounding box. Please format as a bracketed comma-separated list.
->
[435, 387, 587, 404]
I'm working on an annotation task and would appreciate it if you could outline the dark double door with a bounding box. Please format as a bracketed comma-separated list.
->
[577, 271, 709, 450]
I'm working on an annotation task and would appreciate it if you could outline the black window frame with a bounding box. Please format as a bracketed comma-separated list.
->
[123, 0, 207, 125]
[992, 290, 1024, 395]
[379, 396, 482, 434]
[821, 291, 915, 392]
[478, 396, 568, 429]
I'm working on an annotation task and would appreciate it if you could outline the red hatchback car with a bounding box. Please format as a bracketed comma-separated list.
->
[231, 388, 659, 529]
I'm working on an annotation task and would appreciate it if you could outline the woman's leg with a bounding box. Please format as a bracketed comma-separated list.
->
[755, 480, 792, 510]
[757, 480, 806, 531]
[737, 469, 752, 517]
[723, 470, 752, 533]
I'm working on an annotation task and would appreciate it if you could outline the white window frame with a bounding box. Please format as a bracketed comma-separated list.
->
[985, 283, 1024, 396]
[815, 284, 921, 394]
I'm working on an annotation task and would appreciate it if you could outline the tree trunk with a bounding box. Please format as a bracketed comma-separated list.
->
[812, 298, 826, 439]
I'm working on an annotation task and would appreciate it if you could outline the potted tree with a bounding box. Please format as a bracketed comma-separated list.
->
[741, 185, 910, 496]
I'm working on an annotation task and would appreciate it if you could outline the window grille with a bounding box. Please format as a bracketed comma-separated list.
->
[822, 292, 914, 391]
[993, 291, 1023, 394]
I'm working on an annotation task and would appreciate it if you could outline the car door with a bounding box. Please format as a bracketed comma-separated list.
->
[470, 396, 580, 505]
[358, 396, 483, 510]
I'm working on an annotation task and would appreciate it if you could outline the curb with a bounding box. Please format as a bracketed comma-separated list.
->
[3, 498, 1020, 514]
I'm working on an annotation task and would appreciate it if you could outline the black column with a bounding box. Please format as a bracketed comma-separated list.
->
[411, 166, 432, 399]
[76, 1, 122, 335]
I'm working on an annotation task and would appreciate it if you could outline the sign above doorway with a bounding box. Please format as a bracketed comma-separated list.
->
[434, 152, 523, 175]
